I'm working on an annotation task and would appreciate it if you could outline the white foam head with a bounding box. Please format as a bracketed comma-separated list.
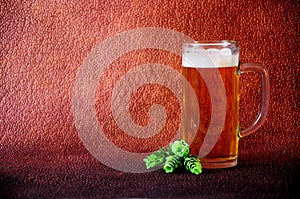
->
[182, 42, 239, 68]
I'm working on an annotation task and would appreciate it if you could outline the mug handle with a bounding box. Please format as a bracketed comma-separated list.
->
[238, 63, 270, 137]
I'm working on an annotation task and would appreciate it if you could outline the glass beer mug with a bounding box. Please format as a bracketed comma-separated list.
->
[182, 41, 270, 169]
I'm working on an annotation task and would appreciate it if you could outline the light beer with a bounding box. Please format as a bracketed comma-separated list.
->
[182, 66, 240, 167]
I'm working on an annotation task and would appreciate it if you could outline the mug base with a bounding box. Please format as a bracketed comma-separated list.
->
[200, 157, 237, 169]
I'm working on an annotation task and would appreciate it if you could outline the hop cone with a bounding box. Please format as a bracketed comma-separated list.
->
[143, 148, 168, 169]
[169, 139, 190, 157]
[163, 155, 182, 173]
[184, 154, 202, 175]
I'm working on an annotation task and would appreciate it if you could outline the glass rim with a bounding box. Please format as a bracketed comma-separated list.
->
[183, 40, 238, 47]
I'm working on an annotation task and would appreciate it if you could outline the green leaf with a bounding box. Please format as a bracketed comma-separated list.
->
[143, 147, 168, 169]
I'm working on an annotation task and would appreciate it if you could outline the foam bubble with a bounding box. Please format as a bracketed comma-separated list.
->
[182, 48, 239, 68]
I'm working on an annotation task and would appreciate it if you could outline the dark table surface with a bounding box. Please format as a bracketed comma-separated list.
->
[1, 145, 299, 199]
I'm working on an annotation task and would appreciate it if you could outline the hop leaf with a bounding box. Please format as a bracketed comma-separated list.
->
[169, 139, 190, 158]
[163, 155, 182, 173]
[184, 154, 202, 175]
[143, 147, 168, 169]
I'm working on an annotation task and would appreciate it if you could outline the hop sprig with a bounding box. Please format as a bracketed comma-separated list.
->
[143, 139, 202, 175]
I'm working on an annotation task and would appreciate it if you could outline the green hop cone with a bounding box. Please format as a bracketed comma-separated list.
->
[163, 155, 182, 173]
[143, 148, 168, 169]
[169, 139, 190, 158]
[184, 154, 202, 175]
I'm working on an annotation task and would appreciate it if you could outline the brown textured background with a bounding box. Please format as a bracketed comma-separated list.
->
[1, 0, 299, 198]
